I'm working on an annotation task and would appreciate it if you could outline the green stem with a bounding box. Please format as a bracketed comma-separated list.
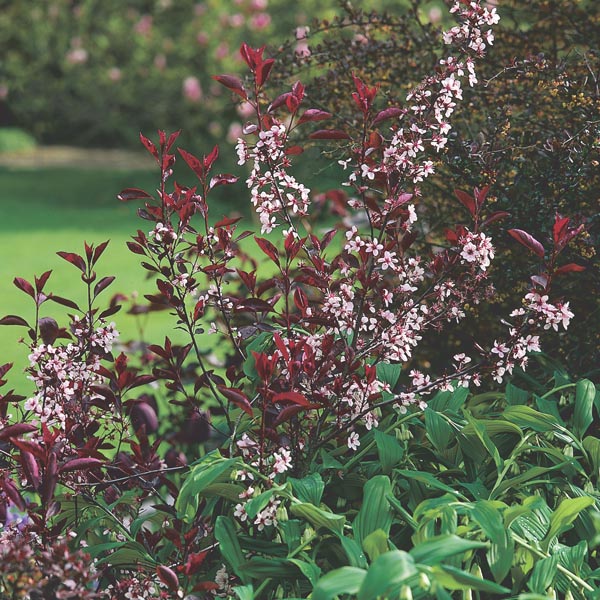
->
[540, 383, 576, 399]
[512, 533, 594, 592]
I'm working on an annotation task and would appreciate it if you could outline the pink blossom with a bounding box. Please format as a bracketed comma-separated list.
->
[250, 13, 271, 30]
[183, 76, 203, 103]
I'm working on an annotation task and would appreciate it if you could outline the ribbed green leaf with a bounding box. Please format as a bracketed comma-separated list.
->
[289, 472, 324, 505]
[362, 528, 389, 562]
[425, 408, 455, 452]
[340, 535, 368, 568]
[353, 475, 393, 545]
[574, 379, 596, 438]
[395, 469, 463, 498]
[288, 558, 321, 585]
[542, 496, 595, 551]
[312, 567, 366, 600]
[357, 551, 418, 600]
[410, 534, 487, 565]
[431, 564, 510, 594]
[503, 405, 560, 433]
[376, 362, 402, 388]
[233, 584, 254, 600]
[506, 382, 529, 405]
[214, 515, 251, 585]
[289, 502, 345, 535]
[374, 429, 404, 473]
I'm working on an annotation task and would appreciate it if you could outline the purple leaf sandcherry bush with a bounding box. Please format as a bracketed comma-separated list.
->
[0, 1, 588, 597]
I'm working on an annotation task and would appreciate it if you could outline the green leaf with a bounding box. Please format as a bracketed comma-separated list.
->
[503, 405, 560, 433]
[312, 567, 366, 600]
[288, 558, 321, 585]
[96, 541, 154, 567]
[362, 529, 389, 562]
[425, 408, 455, 452]
[340, 535, 368, 568]
[289, 502, 345, 535]
[357, 551, 418, 600]
[429, 386, 469, 413]
[462, 412, 504, 472]
[395, 469, 464, 498]
[176, 451, 238, 523]
[431, 564, 510, 594]
[353, 475, 393, 545]
[279, 520, 303, 554]
[541, 496, 595, 551]
[374, 429, 404, 474]
[233, 585, 254, 600]
[506, 382, 529, 405]
[583, 436, 600, 478]
[492, 463, 571, 499]
[528, 554, 558, 594]
[214, 515, 251, 585]
[574, 379, 596, 438]
[376, 362, 402, 388]
[237, 557, 298, 578]
[504, 496, 547, 529]
[409, 534, 487, 565]
[289, 472, 324, 505]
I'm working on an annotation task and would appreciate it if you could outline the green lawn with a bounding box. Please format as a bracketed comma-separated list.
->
[0, 167, 199, 392]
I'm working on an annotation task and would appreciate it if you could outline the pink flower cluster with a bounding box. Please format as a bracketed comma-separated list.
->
[459, 230, 495, 271]
[237, 124, 310, 233]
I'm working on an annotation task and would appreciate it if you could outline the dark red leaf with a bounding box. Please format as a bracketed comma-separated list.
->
[127, 241, 146, 255]
[38, 317, 59, 345]
[210, 173, 238, 189]
[34, 270, 52, 293]
[139, 132, 159, 163]
[553, 215, 571, 245]
[178, 148, 205, 180]
[58, 457, 103, 473]
[0, 315, 29, 327]
[20, 449, 40, 490]
[256, 58, 275, 87]
[215, 216, 243, 228]
[99, 304, 122, 319]
[0, 423, 38, 440]
[93, 276, 115, 298]
[285, 145, 304, 156]
[297, 109, 332, 125]
[273, 403, 320, 427]
[309, 129, 351, 140]
[482, 211, 510, 227]
[236, 298, 274, 313]
[57, 252, 86, 272]
[156, 565, 179, 591]
[555, 262, 586, 275]
[212, 74, 248, 100]
[2, 478, 25, 511]
[118, 188, 153, 202]
[165, 130, 181, 152]
[217, 385, 253, 416]
[507, 229, 545, 258]
[254, 236, 280, 265]
[13, 277, 35, 298]
[48, 295, 81, 310]
[272, 391, 312, 406]
[454, 189, 476, 216]
[372, 107, 404, 126]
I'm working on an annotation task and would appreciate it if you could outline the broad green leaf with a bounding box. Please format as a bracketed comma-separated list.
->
[289, 472, 324, 505]
[312, 566, 366, 600]
[503, 405, 560, 433]
[214, 515, 251, 585]
[431, 564, 510, 594]
[84, 540, 126, 560]
[376, 362, 402, 388]
[340, 535, 368, 568]
[528, 554, 558, 594]
[535, 395, 564, 423]
[583, 436, 600, 478]
[353, 475, 393, 545]
[410, 534, 487, 565]
[374, 429, 404, 474]
[492, 463, 571, 499]
[279, 520, 303, 554]
[541, 496, 595, 551]
[362, 529, 389, 562]
[395, 469, 463, 498]
[429, 386, 469, 413]
[506, 382, 529, 405]
[288, 558, 321, 585]
[237, 557, 298, 578]
[96, 541, 154, 567]
[289, 502, 345, 535]
[357, 551, 418, 600]
[425, 408, 455, 452]
[233, 585, 254, 600]
[203, 482, 245, 501]
[574, 379, 596, 438]
[504, 496, 547, 529]
[176, 451, 238, 522]
[244, 489, 277, 520]
[462, 412, 504, 472]
[487, 527, 514, 583]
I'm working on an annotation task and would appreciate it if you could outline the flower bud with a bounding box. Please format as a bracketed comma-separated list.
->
[399, 585, 413, 600]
